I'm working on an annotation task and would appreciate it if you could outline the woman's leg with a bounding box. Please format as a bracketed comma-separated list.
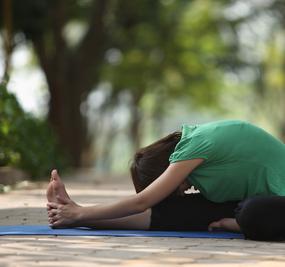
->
[97, 195, 238, 231]
[235, 196, 285, 241]
[150, 193, 238, 231]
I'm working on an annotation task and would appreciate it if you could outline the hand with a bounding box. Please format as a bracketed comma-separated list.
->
[47, 200, 82, 228]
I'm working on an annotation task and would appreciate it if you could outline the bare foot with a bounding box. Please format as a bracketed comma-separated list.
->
[46, 170, 82, 228]
[208, 218, 241, 232]
[46, 169, 71, 204]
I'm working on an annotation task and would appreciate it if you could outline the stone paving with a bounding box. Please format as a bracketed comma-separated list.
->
[0, 174, 285, 267]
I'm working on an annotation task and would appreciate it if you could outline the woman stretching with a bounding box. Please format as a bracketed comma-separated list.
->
[47, 120, 285, 241]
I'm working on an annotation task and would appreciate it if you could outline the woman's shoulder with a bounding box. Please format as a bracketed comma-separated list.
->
[170, 120, 251, 163]
[199, 119, 248, 129]
[181, 120, 248, 137]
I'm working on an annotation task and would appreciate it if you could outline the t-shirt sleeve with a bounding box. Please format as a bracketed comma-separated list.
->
[169, 134, 213, 163]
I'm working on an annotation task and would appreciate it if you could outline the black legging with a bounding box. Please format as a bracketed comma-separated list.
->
[236, 196, 285, 241]
[150, 193, 238, 231]
[150, 193, 285, 241]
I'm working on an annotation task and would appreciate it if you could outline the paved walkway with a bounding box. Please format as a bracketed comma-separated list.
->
[0, 173, 285, 267]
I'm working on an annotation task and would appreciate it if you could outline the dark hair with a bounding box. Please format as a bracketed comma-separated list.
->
[130, 131, 182, 193]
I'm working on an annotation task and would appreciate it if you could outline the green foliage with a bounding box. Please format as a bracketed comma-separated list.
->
[102, 0, 229, 113]
[0, 82, 68, 179]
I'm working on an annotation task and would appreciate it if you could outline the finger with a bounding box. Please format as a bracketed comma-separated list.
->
[49, 212, 59, 219]
[46, 205, 53, 211]
[48, 209, 58, 217]
[51, 219, 62, 228]
[47, 202, 59, 209]
[49, 214, 60, 223]
[48, 211, 60, 219]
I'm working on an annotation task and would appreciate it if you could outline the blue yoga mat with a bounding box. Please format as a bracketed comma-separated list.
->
[0, 225, 244, 239]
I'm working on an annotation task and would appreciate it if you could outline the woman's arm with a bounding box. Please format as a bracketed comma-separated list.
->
[48, 202, 152, 229]
[48, 158, 204, 227]
[81, 209, 152, 230]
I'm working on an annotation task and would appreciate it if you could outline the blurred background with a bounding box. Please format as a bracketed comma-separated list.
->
[1, 0, 285, 183]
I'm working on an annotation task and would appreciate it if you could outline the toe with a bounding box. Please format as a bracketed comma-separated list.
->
[51, 169, 59, 181]
[208, 221, 221, 231]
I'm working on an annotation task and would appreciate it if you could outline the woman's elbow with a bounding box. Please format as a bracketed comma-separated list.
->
[133, 196, 149, 213]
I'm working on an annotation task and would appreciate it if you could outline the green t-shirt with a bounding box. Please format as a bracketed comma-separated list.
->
[169, 120, 285, 202]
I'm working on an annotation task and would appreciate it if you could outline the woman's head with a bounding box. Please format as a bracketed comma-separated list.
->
[130, 131, 182, 193]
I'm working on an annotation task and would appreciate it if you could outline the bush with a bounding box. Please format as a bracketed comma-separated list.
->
[0, 82, 68, 179]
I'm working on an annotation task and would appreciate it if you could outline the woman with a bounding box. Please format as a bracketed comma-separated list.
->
[47, 120, 285, 241]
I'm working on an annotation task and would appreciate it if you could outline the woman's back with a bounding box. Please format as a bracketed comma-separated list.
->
[170, 120, 285, 202]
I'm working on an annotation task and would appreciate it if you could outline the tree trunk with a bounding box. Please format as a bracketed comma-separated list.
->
[130, 92, 143, 151]
[2, 0, 13, 82]
[47, 79, 89, 167]
[30, 0, 108, 167]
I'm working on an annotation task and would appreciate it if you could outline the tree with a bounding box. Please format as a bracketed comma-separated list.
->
[1, 0, 109, 166]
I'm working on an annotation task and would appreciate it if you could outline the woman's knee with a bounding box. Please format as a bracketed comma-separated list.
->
[236, 196, 285, 241]
[235, 197, 263, 240]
